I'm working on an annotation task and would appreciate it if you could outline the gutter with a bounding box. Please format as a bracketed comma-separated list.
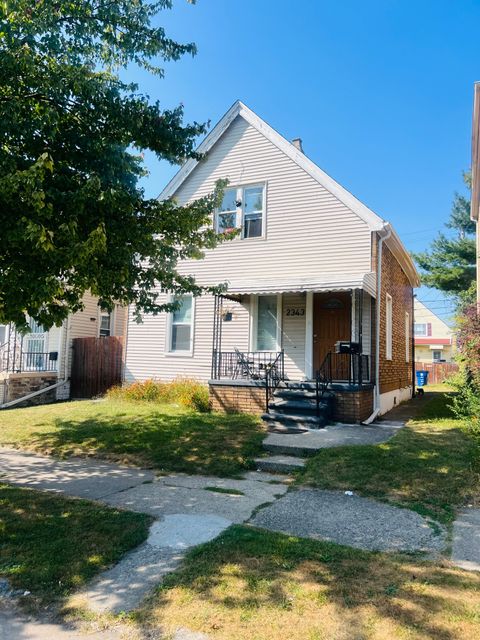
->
[362, 224, 392, 425]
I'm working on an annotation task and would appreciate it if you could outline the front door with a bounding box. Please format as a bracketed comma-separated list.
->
[313, 292, 351, 375]
[24, 319, 48, 370]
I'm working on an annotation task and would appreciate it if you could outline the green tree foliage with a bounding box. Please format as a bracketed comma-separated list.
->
[413, 172, 476, 306]
[0, 0, 226, 329]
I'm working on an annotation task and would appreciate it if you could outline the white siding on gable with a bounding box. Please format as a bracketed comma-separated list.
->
[173, 116, 372, 286]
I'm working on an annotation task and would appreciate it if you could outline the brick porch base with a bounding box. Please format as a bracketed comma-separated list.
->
[208, 380, 374, 424]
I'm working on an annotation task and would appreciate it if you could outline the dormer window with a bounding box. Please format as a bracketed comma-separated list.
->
[215, 184, 265, 239]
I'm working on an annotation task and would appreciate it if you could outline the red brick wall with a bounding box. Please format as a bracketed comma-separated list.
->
[209, 383, 266, 414]
[333, 388, 374, 423]
[378, 242, 414, 394]
[210, 383, 373, 423]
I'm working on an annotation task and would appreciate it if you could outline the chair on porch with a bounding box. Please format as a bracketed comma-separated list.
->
[234, 348, 261, 380]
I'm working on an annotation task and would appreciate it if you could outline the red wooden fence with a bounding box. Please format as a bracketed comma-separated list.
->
[414, 361, 458, 384]
[70, 337, 124, 398]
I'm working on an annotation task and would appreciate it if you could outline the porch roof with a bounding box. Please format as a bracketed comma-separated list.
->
[223, 272, 377, 297]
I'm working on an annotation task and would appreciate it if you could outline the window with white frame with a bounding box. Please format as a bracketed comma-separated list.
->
[405, 311, 410, 362]
[414, 323, 427, 336]
[169, 295, 194, 353]
[215, 185, 265, 239]
[386, 293, 392, 360]
[256, 295, 278, 351]
[99, 312, 111, 337]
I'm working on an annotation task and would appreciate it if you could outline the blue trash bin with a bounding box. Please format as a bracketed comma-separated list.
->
[416, 370, 429, 387]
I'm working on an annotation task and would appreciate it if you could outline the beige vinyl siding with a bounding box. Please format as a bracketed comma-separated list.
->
[125, 293, 214, 383]
[282, 293, 306, 380]
[173, 116, 372, 285]
[126, 114, 374, 383]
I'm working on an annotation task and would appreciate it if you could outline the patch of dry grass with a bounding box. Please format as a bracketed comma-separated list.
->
[136, 526, 480, 640]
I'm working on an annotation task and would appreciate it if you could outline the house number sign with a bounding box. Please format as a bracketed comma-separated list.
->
[285, 308, 305, 316]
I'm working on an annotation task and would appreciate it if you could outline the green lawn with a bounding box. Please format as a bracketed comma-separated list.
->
[137, 525, 480, 640]
[298, 388, 480, 523]
[0, 399, 264, 477]
[0, 483, 150, 603]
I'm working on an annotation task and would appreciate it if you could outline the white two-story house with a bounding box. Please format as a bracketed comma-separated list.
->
[124, 101, 419, 424]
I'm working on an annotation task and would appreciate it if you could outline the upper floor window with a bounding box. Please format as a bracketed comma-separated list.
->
[215, 185, 265, 239]
[414, 323, 427, 337]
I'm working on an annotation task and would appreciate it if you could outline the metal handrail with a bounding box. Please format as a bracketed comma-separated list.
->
[265, 350, 285, 413]
[315, 352, 332, 416]
[212, 350, 283, 381]
[1, 351, 58, 374]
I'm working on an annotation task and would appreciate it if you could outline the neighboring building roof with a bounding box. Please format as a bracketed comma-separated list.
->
[160, 100, 420, 288]
[415, 338, 451, 345]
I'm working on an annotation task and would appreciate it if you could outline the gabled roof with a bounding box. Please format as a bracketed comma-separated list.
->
[160, 100, 420, 287]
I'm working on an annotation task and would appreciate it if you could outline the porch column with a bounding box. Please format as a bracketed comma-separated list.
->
[305, 291, 313, 378]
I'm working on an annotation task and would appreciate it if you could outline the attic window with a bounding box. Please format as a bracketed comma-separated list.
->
[215, 185, 265, 239]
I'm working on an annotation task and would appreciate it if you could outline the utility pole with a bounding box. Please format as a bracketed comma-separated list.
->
[471, 82, 480, 312]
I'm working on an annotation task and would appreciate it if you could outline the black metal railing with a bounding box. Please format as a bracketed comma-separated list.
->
[265, 351, 285, 413]
[315, 352, 333, 416]
[328, 352, 370, 385]
[211, 350, 284, 381]
[1, 351, 58, 374]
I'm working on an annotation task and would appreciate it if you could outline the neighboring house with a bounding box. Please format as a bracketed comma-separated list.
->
[124, 101, 420, 425]
[0, 293, 126, 406]
[414, 299, 455, 363]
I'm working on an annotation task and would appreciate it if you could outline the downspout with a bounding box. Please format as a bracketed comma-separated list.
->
[362, 224, 391, 425]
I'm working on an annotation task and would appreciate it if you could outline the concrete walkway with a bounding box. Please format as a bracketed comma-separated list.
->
[251, 488, 447, 553]
[0, 446, 288, 617]
[452, 507, 480, 571]
[0, 447, 155, 499]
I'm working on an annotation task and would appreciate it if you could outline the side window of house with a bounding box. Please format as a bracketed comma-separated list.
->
[432, 350, 442, 361]
[169, 295, 193, 353]
[215, 185, 265, 239]
[257, 295, 278, 351]
[386, 293, 392, 360]
[0, 325, 6, 345]
[405, 311, 410, 362]
[99, 313, 111, 337]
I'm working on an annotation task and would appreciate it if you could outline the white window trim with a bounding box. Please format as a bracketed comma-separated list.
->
[98, 308, 115, 338]
[165, 294, 195, 357]
[249, 294, 282, 352]
[386, 293, 393, 360]
[215, 183, 267, 241]
[414, 322, 427, 337]
[405, 311, 410, 362]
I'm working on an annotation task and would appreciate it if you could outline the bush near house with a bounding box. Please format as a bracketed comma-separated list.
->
[107, 378, 211, 413]
[449, 306, 480, 424]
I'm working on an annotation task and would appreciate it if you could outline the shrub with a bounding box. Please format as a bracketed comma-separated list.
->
[107, 378, 211, 412]
[447, 370, 480, 432]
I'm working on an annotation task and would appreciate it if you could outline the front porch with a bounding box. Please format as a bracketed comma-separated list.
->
[0, 324, 59, 407]
[208, 287, 375, 425]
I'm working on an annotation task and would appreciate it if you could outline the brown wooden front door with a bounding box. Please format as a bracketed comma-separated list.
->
[313, 292, 351, 374]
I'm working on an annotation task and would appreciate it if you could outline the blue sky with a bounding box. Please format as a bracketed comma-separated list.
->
[124, 0, 480, 321]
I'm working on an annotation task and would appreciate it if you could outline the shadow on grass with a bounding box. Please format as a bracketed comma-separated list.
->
[0, 483, 151, 606]
[145, 525, 480, 640]
[25, 407, 264, 477]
